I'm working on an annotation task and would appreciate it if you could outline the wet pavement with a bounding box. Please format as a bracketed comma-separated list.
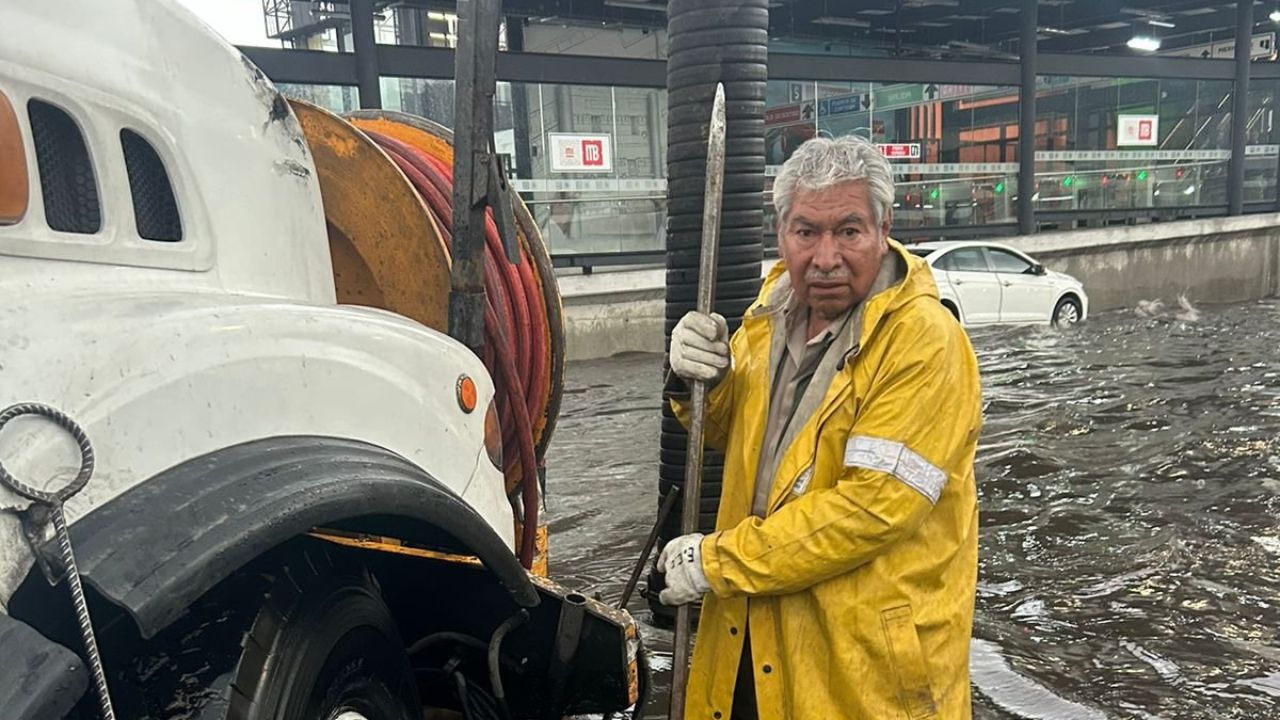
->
[546, 299, 1280, 719]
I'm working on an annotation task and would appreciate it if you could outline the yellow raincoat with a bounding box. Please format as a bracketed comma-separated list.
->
[673, 239, 981, 719]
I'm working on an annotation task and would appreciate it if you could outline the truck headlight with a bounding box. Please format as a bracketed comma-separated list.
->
[484, 400, 503, 470]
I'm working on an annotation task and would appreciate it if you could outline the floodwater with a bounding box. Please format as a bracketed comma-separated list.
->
[546, 298, 1280, 719]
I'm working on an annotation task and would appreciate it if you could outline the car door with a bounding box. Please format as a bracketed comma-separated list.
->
[987, 247, 1057, 323]
[935, 247, 1001, 324]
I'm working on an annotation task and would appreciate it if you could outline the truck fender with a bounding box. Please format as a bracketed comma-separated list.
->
[11, 436, 537, 640]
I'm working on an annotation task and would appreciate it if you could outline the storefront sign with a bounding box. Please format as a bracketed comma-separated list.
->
[765, 102, 815, 126]
[548, 133, 612, 173]
[878, 143, 922, 159]
[1117, 115, 1159, 146]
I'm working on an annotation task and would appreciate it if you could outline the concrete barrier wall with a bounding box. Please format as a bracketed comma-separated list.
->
[559, 268, 667, 361]
[558, 214, 1280, 360]
[1005, 214, 1280, 314]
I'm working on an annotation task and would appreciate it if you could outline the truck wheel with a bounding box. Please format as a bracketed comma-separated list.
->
[228, 551, 419, 720]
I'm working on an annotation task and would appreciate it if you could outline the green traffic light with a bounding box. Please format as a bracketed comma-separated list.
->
[929, 188, 940, 200]
[1137, 170, 1149, 181]
[1062, 175, 1074, 188]
[994, 181, 1005, 194]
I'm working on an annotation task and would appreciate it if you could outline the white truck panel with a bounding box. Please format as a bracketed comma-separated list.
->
[0, 286, 513, 608]
[0, 0, 335, 301]
[0, 0, 514, 615]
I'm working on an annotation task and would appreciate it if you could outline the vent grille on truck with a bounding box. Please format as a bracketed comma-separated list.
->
[121, 129, 182, 242]
[28, 99, 100, 234]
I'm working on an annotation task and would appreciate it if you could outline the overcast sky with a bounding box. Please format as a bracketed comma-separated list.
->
[175, 0, 276, 47]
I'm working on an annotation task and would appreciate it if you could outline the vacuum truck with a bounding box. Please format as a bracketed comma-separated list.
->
[0, 1, 641, 718]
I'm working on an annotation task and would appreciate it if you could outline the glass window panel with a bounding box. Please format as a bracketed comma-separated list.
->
[765, 80, 1019, 236]
[507, 83, 667, 256]
[276, 83, 360, 114]
[942, 248, 989, 272]
[381, 77, 455, 126]
[988, 248, 1032, 274]
[1035, 77, 1233, 211]
[1245, 78, 1278, 204]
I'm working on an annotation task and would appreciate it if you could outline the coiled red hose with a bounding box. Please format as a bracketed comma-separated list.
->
[365, 129, 548, 569]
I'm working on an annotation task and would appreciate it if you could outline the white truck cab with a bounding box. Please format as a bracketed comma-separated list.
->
[0, 2, 639, 718]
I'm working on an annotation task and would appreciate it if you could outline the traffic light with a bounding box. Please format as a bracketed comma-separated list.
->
[929, 188, 940, 200]
[994, 181, 1006, 194]
[1137, 169, 1149, 181]
[1062, 175, 1074, 188]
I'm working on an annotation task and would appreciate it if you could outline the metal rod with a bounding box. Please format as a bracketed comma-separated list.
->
[616, 484, 681, 611]
[1229, 0, 1252, 216]
[1017, 0, 1038, 235]
[52, 504, 115, 720]
[545, 593, 588, 720]
[450, 0, 503, 352]
[349, 0, 381, 109]
[669, 82, 726, 720]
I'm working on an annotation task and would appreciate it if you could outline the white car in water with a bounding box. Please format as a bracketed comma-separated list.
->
[907, 241, 1088, 327]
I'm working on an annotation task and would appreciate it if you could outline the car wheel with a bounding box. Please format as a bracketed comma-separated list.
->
[227, 550, 419, 720]
[1052, 296, 1082, 328]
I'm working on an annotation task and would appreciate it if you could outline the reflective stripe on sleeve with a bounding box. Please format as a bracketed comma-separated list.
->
[843, 435, 947, 504]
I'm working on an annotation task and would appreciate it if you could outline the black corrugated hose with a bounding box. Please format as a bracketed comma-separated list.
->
[648, 0, 769, 622]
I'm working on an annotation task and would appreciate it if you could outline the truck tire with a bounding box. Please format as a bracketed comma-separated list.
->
[227, 550, 419, 720]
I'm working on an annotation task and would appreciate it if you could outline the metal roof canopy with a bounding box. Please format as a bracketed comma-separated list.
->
[331, 0, 1279, 61]
[240, 0, 1279, 239]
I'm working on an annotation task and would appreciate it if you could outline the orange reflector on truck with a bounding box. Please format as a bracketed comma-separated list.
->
[457, 374, 478, 413]
[0, 90, 28, 225]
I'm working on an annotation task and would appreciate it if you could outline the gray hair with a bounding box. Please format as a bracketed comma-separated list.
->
[772, 135, 895, 226]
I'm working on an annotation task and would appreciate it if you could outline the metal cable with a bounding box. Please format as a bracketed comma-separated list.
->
[488, 609, 529, 720]
[0, 403, 115, 720]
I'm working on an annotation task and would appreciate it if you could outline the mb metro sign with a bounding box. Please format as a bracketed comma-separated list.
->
[1118, 115, 1159, 146]
[548, 133, 613, 173]
[877, 143, 921, 160]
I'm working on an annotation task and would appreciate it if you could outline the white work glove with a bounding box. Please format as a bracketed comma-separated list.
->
[670, 312, 730, 386]
[656, 533, 711, 606]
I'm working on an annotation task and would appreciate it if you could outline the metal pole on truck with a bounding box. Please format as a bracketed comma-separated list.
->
[669, 82, 726, 720]
[451, 0, 519, 353]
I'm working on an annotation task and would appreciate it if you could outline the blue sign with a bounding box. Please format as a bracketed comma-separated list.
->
[818, 94, 863, 117]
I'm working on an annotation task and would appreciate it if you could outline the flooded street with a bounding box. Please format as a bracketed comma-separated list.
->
[546, 299, 1280, 719]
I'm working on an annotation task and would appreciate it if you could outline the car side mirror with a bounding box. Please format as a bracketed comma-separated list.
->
[1032, 262, 1047, 276]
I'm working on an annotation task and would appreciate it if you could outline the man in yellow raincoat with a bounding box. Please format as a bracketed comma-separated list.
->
[660, 134, 982, 719]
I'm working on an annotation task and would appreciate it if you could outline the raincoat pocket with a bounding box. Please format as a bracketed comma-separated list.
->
[881, 605, 937, 719]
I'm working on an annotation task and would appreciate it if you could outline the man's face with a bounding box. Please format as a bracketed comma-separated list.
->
[779, 180, 890, 322]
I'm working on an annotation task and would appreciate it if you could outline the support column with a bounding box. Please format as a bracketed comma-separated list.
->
[1017, 0, 1038, 235]
[646, 91, 663, 181]
[1229, 0, 1252, 216]
[507, 17, 535, 181]
[350, 0, 381, 109]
